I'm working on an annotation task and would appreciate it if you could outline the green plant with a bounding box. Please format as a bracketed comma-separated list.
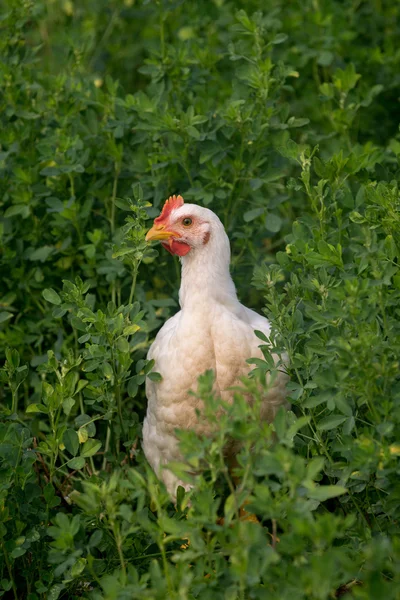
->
[1, 0, 400, 598]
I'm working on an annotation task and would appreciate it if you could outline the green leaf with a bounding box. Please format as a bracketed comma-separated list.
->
[317, 50, 334, 67]
[78, 427, 88, 443]
[62, 397, 75, 416]
[266, 213, 282, 233]
[287, 415, 310, 439]
[303, 394, 329, 409]
[26, 403, 48, 414]
[286, 381, 304, 401]
[78, 333, 90, 343]
[243, 207, 265, 222]
[1, 580, 12, 592]
[28, 246, 53, 262]
[148, 371, 162, 382]
[274, 406, 287, 440]
[343, 416, 355, 435]
[272, 33, 288, 44]
[75, 414, 97, 437]
[277, 139, 299, 160]
[102, 362, 113, 379]
[71, 558, 87, 578]
[42, 288, 62, 305]
[0, 312, 13, 323]
[249, 178, 264, 190]
[307, 485, 347, 501]
[224, 493, 236, 523]
[44, 483, 61, 508]
[4, 204, 30, 218]
[123, 324, 140, 336]
[287, 117, 310, 128]
[306, 242, 343, 269]
[47, 584, 65, 600]
[113, 198, 133, 211]
[246, 357, 268, 369]
[335, 394, 353, 417]
[127, 378, 139, 397]
[319, 82, 335, 98]
[82, 359, 100, 372]
[254, 330, 269, 343]
[6, 348, 20, 368]
[317, 415, 347, 431]
[333, 63, 360, 93]
[306, 457, 325, 480]
[70, 316, 87, 331]
[112, 246, 136, 258]
[63, 429, 79, 456]
[117, 337, 130, 353]
[132, 182, 143, 201]
[81, 439, 102, 458]
[11, 548, 26, 559]
[67, 457, 86, 470]
[186, 125, 200, 139]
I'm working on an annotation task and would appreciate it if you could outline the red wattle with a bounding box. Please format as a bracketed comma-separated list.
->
[161, 242, 174, 255]
[161, 240, 191, 256]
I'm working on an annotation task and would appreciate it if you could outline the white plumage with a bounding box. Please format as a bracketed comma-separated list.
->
[143, 196, 288, 497]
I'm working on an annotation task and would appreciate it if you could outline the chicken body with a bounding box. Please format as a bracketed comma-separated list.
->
[143, 197, 288, 497]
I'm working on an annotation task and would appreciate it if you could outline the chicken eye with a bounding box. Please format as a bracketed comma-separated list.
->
[182, 217, 193, 227]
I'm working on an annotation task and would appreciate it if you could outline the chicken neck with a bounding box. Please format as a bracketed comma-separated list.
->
[178, 225, 238, 311]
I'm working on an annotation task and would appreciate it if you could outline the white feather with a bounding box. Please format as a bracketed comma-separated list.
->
[142, 204, 288, 497]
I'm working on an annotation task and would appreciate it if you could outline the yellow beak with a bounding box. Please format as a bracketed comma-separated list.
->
[145, 224, 176, 242]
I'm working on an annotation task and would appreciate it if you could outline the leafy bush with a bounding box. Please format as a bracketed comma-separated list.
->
[1, 0, 400, 598]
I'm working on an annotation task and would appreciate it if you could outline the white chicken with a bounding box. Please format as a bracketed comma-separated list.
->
[143, 195, 288, 498]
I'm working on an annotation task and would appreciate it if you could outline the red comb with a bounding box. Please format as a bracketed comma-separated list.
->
[154, 195, 184, 224]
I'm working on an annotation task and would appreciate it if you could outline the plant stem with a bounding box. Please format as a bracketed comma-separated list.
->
[102, 424, 111, 471]
[159, 534, 174, 597]
[159, 8, 166, 62]
[110, 163, 120, 306]
[224, 137, 245, 230]
[116, 381, 125, 436]
[89, 10, 118, 68]
[128, 264, 138, 305]
[220, 446, 240, 521]
[110, 165, 119, 236]
[113, 527, 127, 586]
[68, 173, 75, 199]
[11, 389, 18, 414]
[1, 541, 18, 600]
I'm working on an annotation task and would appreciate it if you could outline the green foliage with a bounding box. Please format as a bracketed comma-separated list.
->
[1, 0, 400, 598]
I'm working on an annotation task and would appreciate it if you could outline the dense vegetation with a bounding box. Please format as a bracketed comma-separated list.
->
[1, 0, 400, 598]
